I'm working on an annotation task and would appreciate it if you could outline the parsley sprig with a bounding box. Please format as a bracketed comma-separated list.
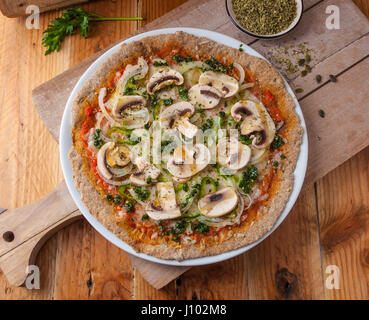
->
[42, 8, 143, 55]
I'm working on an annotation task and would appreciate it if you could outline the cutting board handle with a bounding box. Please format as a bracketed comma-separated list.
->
[0, 182, 82, 286]
[0, 182, 189, 289]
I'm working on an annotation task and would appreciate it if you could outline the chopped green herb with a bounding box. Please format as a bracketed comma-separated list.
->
[329, 74, 337, 83]
[163, 98, 173, 106]
[178, 86, 189, 101]
[180, 184, 201, 209]
[134, 187, 150, 201]
[295, 88, 304, 93]
[173, 55, 193, 63]
[281, 154, 287, 160]
[144, 123, 150, 130]
[93, 129, 103, 149]
[304, 65, 312, 73]
[239, 165, 258, 194]
[219, 111, 228, 127]
[200, 119, 214, 131]
[238, 44, 244, 52]
[305, 53, 311, 64]
[315, 74, 322, 83]
[174, 220, 188, 234]
[273, 161, 279, 167]
[204, 57, 233, 73]
[106, 194, 122, 205]
[298, 59, 305, 66]
[271, 135, 285, 150]
[239, 134, 253, 145]
[182, 183, 189, 192]
[153, 60, 168, 67]
[193, 222, 209, 235]
[141, 213, 149, 221]
[124, 200, 135, 212]
[145, 176, 152, 184]
[301, 70, 308, 77]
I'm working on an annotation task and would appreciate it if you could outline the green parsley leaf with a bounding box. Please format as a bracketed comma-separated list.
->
[42, 8, 143, 55]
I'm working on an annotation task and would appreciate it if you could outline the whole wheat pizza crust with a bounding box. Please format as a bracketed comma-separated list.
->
[69, 31, 303, 261]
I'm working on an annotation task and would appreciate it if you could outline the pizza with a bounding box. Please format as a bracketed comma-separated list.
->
[69, 31, 303, 260]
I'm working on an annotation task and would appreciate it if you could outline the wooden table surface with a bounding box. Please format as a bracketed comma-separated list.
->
[0, 0, 368, 300]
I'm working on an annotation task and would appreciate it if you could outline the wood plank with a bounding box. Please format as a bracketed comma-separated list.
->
[353, 0, 369, 17]
[316, 147, 369, 299]
[244, 185, 324, 299]
[292, 35, 369, 99]
[301, 57, 369, 185]
[0, 8, 69, 300]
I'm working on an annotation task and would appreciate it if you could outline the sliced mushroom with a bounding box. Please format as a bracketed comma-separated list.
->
[198, 71, 239, 98]
[146, 205, 181, 220]
[147, 69, 184, 95]
[167, 144, 210, 179]
[146, 182, 181, 220]
[129, 156, 161, 186]
[159, 102, 198, 139]
[97, 142, 114, 180]
[188, 84, 222, 109]
[231, 100, 254, 122]
[198, 187, 239, 217]
[105, 144, 131, 168]
[112, 95, 146, 119]
[237, 100, 276, 149]
[217, 137, 251, 170]
[97, 142, 131, 180]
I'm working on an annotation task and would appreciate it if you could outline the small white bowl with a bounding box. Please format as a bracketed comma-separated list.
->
[226, 0, 303, 39]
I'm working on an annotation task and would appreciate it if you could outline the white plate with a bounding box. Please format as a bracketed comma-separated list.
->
[60, 28, 308, 267]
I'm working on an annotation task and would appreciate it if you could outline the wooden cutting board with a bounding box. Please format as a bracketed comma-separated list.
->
[1, 0, 368, 290]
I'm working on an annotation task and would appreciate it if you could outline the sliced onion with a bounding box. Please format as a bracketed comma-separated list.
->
[244, 193, 253, 210]
[97, 167, 131, 186]
[234, 63, 245, 84]
[240, 83, 254, 91]
[108, 163, 134, 177]
[99, 88, 118, 125]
